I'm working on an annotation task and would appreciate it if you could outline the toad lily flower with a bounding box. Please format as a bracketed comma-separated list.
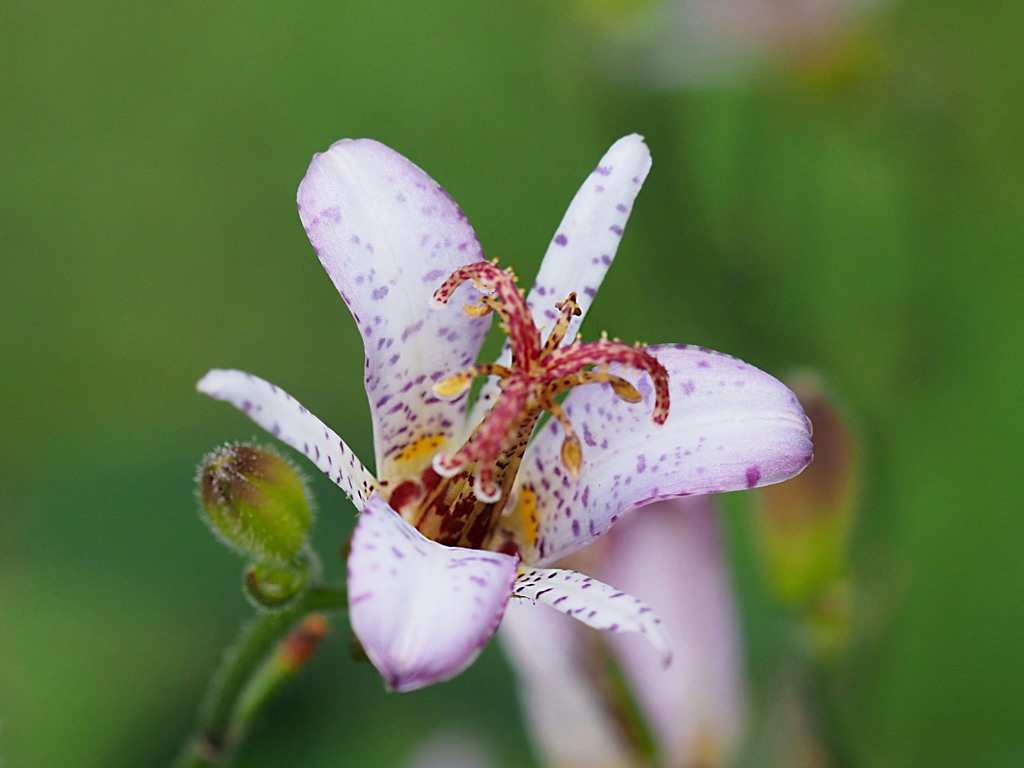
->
[198, 134, 812, 692]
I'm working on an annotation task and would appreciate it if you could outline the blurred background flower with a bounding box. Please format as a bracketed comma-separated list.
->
[1, 1, 1021, 766]
[502, 496, 745, 768]
[572, 0, 884, 88]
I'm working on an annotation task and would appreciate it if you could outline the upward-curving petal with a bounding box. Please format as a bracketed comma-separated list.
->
[298, 139, 492, 483]
[347, 494, 518, 692]
[469, 135, 652, 424]
[511, 344, 813, 565]
[197, 369, 377, 506]
[525, 134, 652, 338]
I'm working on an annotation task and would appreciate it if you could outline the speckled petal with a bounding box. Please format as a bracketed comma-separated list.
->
[197, 369, 376, 506]
[603, 497, 745, 765]
[469, 135, 652, 423]
[526, 134, 651, 337]
[515, 344, 813, 565]
[348, 493, 518, 692]
[500, 598, 636, 768]
[298, 139, 491, 483]
[513, 567, 671, 663]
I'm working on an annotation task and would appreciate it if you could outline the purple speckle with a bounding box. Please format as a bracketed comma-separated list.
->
[372, 286, 389, 300]
[682, 379, 696, 396]
[554, 234, 568, 246]
[609, 224, 623, 236]
[745, 465, 762, 488]
[595, 165, 612, 176]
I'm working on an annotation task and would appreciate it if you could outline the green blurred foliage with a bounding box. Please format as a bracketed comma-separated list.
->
[0, 0, 1020, 766]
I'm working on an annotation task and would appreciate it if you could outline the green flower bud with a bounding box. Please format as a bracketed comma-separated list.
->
[755, 374, 859, 611]
[244, 558, 311, 609]
[198, 444, 313, 563]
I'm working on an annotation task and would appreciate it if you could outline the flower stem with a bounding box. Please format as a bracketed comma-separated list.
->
[174, 584, 348, 768]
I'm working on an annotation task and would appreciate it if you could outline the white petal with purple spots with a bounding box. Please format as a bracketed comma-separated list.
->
[348, 494, 519, 692]
[298, 139, 492, 482]
[512, 566, 671, 664]
[197, 369, 376, 506]
[525, 134, 651, 339]
[469, 135, 652, 424]
[513, 344, 813, 565]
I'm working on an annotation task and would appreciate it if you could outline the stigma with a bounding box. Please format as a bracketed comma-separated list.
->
[385, 261, 669, 551]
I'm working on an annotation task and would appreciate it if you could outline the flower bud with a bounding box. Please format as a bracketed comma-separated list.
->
[244, 558, 311, 609]
[755, 374, 859, 655]
[198, 443, 313, 564]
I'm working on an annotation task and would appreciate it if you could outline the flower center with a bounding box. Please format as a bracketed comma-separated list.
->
[386, 261, 670, 553]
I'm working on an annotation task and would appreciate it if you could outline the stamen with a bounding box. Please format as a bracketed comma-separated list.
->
[462, 301, 492, 318]
[434, 377, 532, 483]
[547, 368, 643, 403]
[433, 364, 511, 398]
[542, 398, 582, 477]
[432, 262, 541, 367]
[544, 339, 670, 424]
[540, 293, 582, 357]
[415, 261, 672, 548]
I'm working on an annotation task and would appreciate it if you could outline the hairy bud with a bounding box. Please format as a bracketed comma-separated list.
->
[198, 443, 313, 563]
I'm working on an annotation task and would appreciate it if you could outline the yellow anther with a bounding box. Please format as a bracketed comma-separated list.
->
[433, 373, 474, 398]
[462, 301, 492, 317]
[560, 437, 582, 478]
[610, 378, 643, 403]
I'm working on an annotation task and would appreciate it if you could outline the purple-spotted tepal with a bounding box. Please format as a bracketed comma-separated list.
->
[198, 135, 813, 691]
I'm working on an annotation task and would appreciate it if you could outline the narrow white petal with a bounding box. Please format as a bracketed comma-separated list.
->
[298, 139, 491, 482]
[348, 494, 518, 692]
[469, 135, 652, 424]
[513, 566, 671, 664]
[525, 134, 652, 339]
[197, 369, 376, 506]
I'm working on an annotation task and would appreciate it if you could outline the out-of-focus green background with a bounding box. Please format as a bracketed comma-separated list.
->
[1, 1, 1020, 766]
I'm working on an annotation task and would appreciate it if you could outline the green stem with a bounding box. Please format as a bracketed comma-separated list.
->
[174, 584, 348, 768]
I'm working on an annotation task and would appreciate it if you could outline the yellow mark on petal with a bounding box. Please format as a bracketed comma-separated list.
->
[396, 434, 447, 462]
[514, 486, 539, 547]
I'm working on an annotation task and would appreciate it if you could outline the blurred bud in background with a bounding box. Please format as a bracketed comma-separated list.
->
[406, 732, 495, 768]
[754, 373, 859, 661]
[571, 0, 883, 88]
[198, 444, 316, 608]
[502, 496, 744, 768]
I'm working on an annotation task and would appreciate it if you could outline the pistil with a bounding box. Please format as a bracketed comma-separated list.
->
[389, 261, 670, 552]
